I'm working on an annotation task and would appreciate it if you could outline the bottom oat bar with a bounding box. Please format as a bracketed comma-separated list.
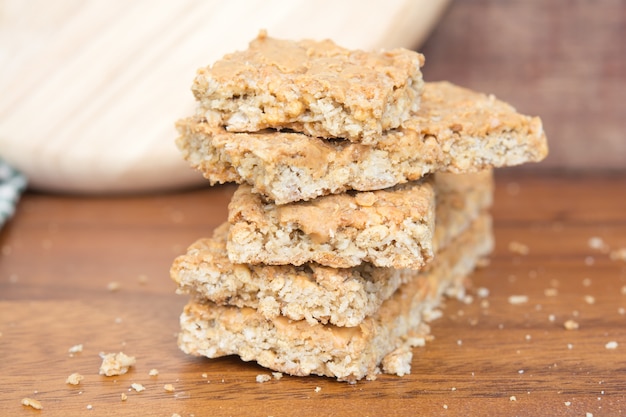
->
[177, 213, 493, 382]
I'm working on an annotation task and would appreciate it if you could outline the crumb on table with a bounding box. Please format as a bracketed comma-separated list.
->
[99, 352, 136, 376]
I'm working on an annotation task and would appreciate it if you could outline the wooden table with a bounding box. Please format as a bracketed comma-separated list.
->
[2, 171, 626, 416]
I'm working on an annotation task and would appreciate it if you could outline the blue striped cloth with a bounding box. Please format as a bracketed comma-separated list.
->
[0, 158, 27, 229]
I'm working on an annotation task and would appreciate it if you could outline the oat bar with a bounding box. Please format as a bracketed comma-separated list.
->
[192, 31, 425, 143]
[176, 82, 547, 204]
[176, 213, 493, 382]
[226, 170, 493, 268]
[227, 177, 436, 269]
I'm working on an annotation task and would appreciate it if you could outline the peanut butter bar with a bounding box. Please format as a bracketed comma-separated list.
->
[226, 170, 493, 268]
[227, 177, 436, 269]
[171, 182, 492, 327]
[192, 31, 425, 143]
[176, 81, 548, 204]
[176, 213, 493, 382]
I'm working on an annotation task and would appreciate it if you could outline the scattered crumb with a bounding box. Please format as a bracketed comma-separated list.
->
[172, 414, 182, 417]
[480, 299, 490, 309]
[462, 294, 474, 305]
[272, 372, 283, 380]
[256, 374, 272, 383]
[66, 373, 84, 385]
[525, 334, 532, 341]
[476, 287, 490, 298]
[68, 344, 84, 354]
[314, 386, 321, 393]
[508, 295, 529, 305]
[544, 288, 558, 297]
[605, 341, 619, 350]
[121, 393, 128, 401]
[21, 398, 43, 410]
[584, 295, 596, 305]
[149, 368, 159, 376]
[567, 344, 574, 350]
[588, 237, 608, 251]
[564, 320, 580, 330]
[406, 335, 427, 347]
[587, 413, 594, 417]
[201, 373, 208, 378]
[382, 345, 413, 376]
[423, 308, 442, 321]
[99, 352, 136, 376]
[510, 395, 517, 401]
[86, 404, 93, 410]
[130, 383, 145, 392]
[107, 281, 121, 292]
[164, 384, 175, 392]
[619, 307, 626, 315]
[610, 248, 626, 261]
[508, 241, 529, 255]
[582, 278, 592, 287]
[518, 370, 524, 374]
[564, 401, 571, 406]
[443, 404, 448, 410]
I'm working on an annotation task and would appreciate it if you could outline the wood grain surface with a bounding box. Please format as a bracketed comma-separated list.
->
[2, 171, 626, 416]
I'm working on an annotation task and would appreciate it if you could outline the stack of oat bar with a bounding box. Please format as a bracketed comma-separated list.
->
[170, 32, 548, 383]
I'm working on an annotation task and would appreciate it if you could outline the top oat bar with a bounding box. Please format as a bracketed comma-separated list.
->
[191, 31, 425, 143]
[176, 82, 548, 204]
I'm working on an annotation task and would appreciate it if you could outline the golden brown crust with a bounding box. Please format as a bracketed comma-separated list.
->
[192, 31, 425, 142]
[227, 177, 435, 269]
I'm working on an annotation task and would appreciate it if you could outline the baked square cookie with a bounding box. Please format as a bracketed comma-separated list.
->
[226, 170, 493, 268]
[192, 31, 425, 143]
[176, 81, 547, 204]
[171, 186, 492, 327]
[176, 213, 493, 382]
[227, 177, 436, 269]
